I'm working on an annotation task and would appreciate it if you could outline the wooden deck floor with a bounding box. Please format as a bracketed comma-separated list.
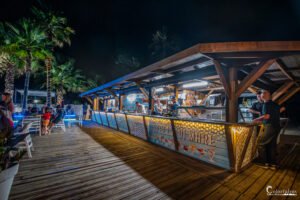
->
[10, 122, 300, 200]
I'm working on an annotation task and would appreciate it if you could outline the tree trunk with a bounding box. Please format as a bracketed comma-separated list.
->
[45, 58, 52, 107]
[4, 63, 15, 96]
[22, 54, 32, 112]
[56, 86, 64, 106]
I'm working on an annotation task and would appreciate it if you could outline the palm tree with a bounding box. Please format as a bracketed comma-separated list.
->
[31, 7, 75, 107]
[6, 18, 50, 111]
[149, 27, 180, 60]
[51, 59, 88, 105]
[0, 23, 25, 95]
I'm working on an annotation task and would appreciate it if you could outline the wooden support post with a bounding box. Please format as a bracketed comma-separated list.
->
[119, 95, 123, 111]
[174, 86, 179, 101]
[236, 59, 276, 97]
[148, 88, 153, 114]
[200, 90, 214, 105]
[83, 96, 93, 105]
[93, 97, 99, 111]
[135, 81, 149, 100]
[106, 88, 119, 109]
[213, 60, 230, 98]
[227, 67, 238, 122]
[272, 81, 294, 101]
[277, 87, 300, 105]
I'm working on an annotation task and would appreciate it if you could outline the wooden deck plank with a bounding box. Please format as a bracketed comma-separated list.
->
[10, 122, 299, 200]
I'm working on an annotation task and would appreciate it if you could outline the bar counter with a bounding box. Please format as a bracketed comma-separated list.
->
[91, 111, 259, 172]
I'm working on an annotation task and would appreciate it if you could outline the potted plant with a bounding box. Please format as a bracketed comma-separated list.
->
[0, 147, 19, 200]
[0, 113, 25, 200]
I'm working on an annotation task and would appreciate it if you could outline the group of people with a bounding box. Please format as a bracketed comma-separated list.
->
[41, 105, 65, 135]
[135, 97, 180, 117]
[248, 89, 284, 170]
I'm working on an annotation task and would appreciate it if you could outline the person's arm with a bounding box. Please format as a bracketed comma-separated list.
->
[253, 114, 270, 122]
[248, 108, 261, 115]
[8, 102, 14, 113]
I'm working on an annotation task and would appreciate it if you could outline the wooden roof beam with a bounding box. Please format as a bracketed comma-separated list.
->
[272, 81, 295, 101]
[135, 81, 149, 100]
[277, 86, 300, 105]
[200, 90, 214, 105]
[240, 68, 276, 86]
[213, 60, 231, 98]
[105, 88, 117, 98]
[83, 96, 93, 105]
[236, 59, 276, 97]
[276, 59, 298, 86]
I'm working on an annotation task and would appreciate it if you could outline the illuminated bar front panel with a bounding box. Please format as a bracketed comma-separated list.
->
[174, 120, 230, 169]
[100, 112, 108, 126]
[95, 111, 102, 125]
[107, 113, 117, 129]
[126, 115, 147, 140]
[115, 113, 129, 133]
[145, 117, 175, 150]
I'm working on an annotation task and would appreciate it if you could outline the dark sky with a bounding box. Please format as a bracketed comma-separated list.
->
[1, 0, 300, 82]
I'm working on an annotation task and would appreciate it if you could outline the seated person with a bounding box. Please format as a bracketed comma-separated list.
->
[42, 107, 52, 135]
[49, 105, 65, 130]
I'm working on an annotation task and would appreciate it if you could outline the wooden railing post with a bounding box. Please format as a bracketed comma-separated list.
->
[225, 125, 235, 172]
[170, 119, 179, 151]
[114, 112, 119, 131]
[124, 114, 131, 135]
[143, 116, 149, 141]
[105, 112, 110, 127]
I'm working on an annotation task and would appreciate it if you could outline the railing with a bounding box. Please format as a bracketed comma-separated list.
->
[91, 111, 259, 172]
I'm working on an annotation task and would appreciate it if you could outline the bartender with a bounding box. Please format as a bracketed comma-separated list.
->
[253, 89, 281, 170]
[249, 91, 263, 120]
[135, 102, 146, 114]
[153, 99, 163, 115]
[169, 97, 180, 117]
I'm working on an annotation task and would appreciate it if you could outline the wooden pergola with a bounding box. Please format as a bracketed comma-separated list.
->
[81, 41, 300, 122]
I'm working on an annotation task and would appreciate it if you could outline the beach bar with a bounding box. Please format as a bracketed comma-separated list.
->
[81, 41, 300, 172]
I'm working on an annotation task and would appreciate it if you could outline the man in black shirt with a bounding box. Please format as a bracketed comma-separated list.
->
[249, 91, 263, 120]
[254, 89, 282, 169]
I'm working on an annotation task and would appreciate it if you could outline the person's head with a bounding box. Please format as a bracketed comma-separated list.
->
[261, 89, 271, 102]
[135, 102, 140, 106]
[256, 91, 263, 102]
[1, 92, 12, 103]
[46, 107, 52, 113]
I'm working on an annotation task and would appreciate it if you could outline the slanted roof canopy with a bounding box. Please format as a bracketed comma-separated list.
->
[80, 41, 300, 98]
[17, 90, 56, 97]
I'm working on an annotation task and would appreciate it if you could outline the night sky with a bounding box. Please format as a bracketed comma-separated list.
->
[1, 0, 300, 81]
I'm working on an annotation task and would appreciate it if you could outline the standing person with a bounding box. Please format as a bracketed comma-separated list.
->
[253, 89, 281, 170]
[135, 102, 145, 114]
[0, 92, 14, 128]
[249, 91, 263, 120]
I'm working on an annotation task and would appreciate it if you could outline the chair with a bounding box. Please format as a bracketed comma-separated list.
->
[22, 116, 41, 136]
[13, 122, 34, 159]
[52, 119, 66, 132]
[15, 135, 34, 158]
